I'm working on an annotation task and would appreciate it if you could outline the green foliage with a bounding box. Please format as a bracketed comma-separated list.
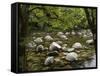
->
[20, 4, 96, 33]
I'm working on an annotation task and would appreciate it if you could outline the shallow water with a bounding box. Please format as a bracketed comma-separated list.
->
[83, 55, 96, 68]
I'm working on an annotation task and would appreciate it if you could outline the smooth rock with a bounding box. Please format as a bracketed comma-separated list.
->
[44, 56, 54, 65]
[49, 42, 62, 52]
[59, 35, 68, 40]
[65, 32, 70, 36]
[34, 37, 43, 44]
[66, 52, 78, 61]
[36, 45, 44, 52]
[86, 39, 94, 45]
[71, 31, 76, 35]
[72, 42, 82, 49]
[57, 32, 64, 36]
[67, 48, 75, 52]
[26, 42, 37, 49]
[44, 35, 53, 41]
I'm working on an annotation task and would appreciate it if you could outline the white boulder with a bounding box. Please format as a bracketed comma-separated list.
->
[44, 56, 54, 65]
[71, 31, 76, 35]
[67, 48, 75, 52]
[34, 37, 43, 44]
[57, 32, 64, 36]
[26, 42, 37, 49]
[86, 39, 94, 44]
[44, 35, 53, 41]
[65, 52, 78, 61]
[65, 32, 70, 36]
[72, 42, 82, 49]
[59, 35, 68, 40]
[49, 42, 62, 51]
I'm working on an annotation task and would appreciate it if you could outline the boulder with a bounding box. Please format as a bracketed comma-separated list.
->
[72, 42, 82, 49]
[71, 31, 76, 35]
[86, 39, 94, 45]
[32, 37, 36, 40]
[65, 52, 78, 61]
[49, 42, 62, 52]
[59, 35, 68, 40]
[34, 37, 43, 44]
[44, 56, 54, 65]
[67, 48, 75, 52]
[36, 45, 44, 52]
[26, 41, 37, 49]
[57, 32, 64, 36]
[44, 35, 53, 41]
[77, 32, 82, 36]
[65, 32, 70, 36]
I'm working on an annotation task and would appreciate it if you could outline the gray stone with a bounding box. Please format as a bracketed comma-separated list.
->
[65, 52, 78, 61]
[44, 35, 53, 41]
[57, 32, 64, 36]
[34, 37, 43, 44]
[36, 45, 44, 52]
[86, 39, 94, 44]
[72, 42, 82, 49]
[59, 35, 68, 40]
[49, 42, 62, 51]
[44, 56, 54, 65]
[67, 48, 75, 52]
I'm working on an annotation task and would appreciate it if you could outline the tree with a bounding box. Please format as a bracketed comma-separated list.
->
[84, 8, 97, 46]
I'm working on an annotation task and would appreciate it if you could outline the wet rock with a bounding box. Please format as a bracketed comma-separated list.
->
[44, 56, 54, 65]
[36, 45, 44, 52]
[72, 42, 82, 49]
[34, 37, 43, 44]
[65, 52, 78, 61]
[47, 51, 59, 56]
[44, 35, 53, 41]
[49, 42, 62, 52]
